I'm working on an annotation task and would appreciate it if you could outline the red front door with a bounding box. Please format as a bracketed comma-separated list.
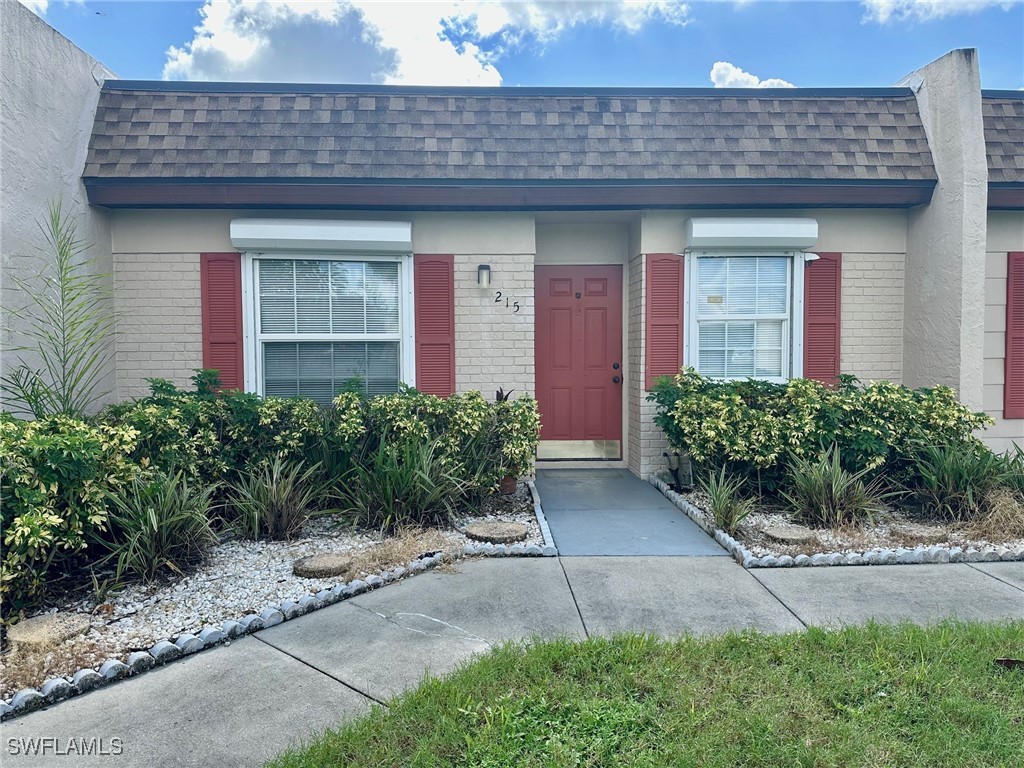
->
[535, 266, 623, 453]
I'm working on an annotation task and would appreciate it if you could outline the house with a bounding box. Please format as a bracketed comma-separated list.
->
[2, 2, 1022, 477]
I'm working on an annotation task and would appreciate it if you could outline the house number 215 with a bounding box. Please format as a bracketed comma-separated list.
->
[494, 291, 520, 312]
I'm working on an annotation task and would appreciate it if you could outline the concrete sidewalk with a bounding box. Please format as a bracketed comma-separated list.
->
[4, 557, 1022, 767]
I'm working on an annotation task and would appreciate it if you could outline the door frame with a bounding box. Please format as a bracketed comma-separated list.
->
[534, 263, 626, 462]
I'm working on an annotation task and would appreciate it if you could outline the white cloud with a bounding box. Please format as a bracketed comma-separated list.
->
[18, 0, 49, 16]
[163, 1, 397, 84]
[862, 0, 1016, 24]
[164, 1, 691, 85]
[17, 0, 87, 17]
[709, 61, 794, 88]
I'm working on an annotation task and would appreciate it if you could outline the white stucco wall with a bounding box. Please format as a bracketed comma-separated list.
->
[0, 2, 115, 413]
[981, 211, 1024, 453]
[901, 49, 988, 410]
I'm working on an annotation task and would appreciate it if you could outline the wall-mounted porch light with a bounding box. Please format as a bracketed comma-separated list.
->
[477, 264, 491, 288]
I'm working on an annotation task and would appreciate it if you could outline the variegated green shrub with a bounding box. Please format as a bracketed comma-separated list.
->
[102, 383, 334, 486]
[0, 414, 140, 613]
[356, 387, 540, 495]
[2, 376, 540, 616]
[649, 369, 992, 492]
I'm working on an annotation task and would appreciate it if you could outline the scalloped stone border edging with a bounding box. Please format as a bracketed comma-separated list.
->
[0, 480, 558, 722]
[649, 474, 1024, 570]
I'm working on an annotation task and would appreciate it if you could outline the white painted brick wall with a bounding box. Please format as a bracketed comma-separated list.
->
[841, 251, 904, 383]
[980, 251, 1022, 453]
[114, 253, 203, 399]
[454, 253, 535, 398]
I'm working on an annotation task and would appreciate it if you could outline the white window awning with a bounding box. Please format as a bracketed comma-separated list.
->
[685, 217, 818, 251]
[230, 218, 412, 254]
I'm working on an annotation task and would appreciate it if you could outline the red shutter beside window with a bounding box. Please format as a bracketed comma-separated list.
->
[803, 252, 842, 386]
[414, 254, 456, 396]
[1005, 252, 1024, 419]
[200, 252, 243, 391]
[645, 253, 684, 389]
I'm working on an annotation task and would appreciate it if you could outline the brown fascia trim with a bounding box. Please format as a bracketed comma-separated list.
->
[82, 179, 936, 210]
[988, 185, 1024, 210]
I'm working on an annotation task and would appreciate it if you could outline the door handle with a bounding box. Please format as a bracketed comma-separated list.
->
[612, 375, 621, 384]
[612, 362, 620, 369]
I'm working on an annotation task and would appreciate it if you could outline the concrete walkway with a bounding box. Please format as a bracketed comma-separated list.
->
[5, 557, 1022, 767]
[535, 469, 727, 556]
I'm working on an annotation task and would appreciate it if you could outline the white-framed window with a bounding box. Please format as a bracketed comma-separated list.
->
[684, 252, 807, 383]
[242, 253, 415, 404]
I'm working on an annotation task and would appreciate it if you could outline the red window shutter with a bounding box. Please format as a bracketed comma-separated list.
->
[414, 254, 456, 396]
[803, 252, 842, 386]
[200, 252, 243, 391]
[1005, 252, 1024, 419]
[645, 253, 684, 389]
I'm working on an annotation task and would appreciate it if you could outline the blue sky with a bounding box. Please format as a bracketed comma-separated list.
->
[24, 1, 1024, 89]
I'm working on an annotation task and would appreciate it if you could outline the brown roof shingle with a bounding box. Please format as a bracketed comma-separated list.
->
[983, 95, 1024, 185]
[84, 83, 938, 184]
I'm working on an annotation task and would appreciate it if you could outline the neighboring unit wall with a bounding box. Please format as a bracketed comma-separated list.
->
[901, 49, 988, 410]
[0, 2, 115, 412]
[982, 211, 1024, 453]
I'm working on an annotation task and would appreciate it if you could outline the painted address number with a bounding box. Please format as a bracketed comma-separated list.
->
[494, 291, 520, 312]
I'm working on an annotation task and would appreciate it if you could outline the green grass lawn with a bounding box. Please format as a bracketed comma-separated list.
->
[269, 622, 1024, 768]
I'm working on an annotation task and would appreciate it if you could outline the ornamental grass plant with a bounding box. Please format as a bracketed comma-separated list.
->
[100, 468, 218, 582]
[224, 457, 334, 541]
[782, 446, 894, 529]
[698, 467, 755, 536]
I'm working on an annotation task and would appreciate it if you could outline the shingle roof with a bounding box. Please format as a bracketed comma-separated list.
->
[84, 83, 938, 184]
[983, 95, 1024, 185]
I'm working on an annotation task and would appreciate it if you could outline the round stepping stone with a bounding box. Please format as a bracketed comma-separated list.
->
[464, 521, 528, 544]
[292, 553, 354, 579]
[7, 612, 90, 652]
[764, 524, 817, 545]
[890, 522, 947, 545]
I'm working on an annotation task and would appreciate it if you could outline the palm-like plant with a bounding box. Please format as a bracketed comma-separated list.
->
[2, 200, 115, 418]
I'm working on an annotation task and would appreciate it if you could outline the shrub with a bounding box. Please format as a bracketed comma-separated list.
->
[100, 468, 217, 581]
[224, 458, 331, 541]
[102, 373, 343, 489]
[905, 443, 1011, 522]
[782, 447, 894, 529]
[1, 378, 540, 613]
[0, 413, 139, 616]
[698, 468, 754, 536]
[649, 369, 991, 493]
[358, 388, 540, 495]
[342, 438, 468, 531]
